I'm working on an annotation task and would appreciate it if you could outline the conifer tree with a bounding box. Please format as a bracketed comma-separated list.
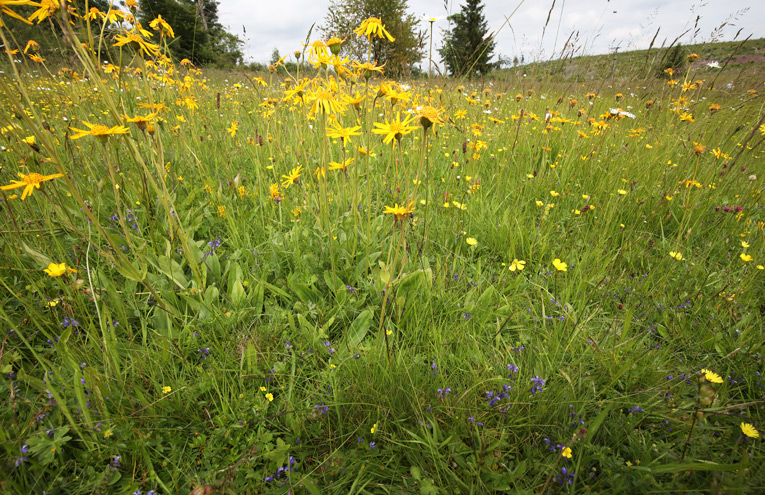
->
[439, 0, 495, 77]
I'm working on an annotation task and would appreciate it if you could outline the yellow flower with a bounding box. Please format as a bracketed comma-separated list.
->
[740, 253, 753, 262]
[124, 112, 157, 130]
[1, 171, 64, 200]
[700, 368, 723, 384]
[0, 0, 40, 27]
[113, 29, 160, 57]
[561, 447, 572, 459]
[104, 429, 113, 438]
[354, 17, 395, 42]
[281, 166, 303, 189]
[371, 423, 377, 434]
[69, 122, 130, 142]
[149, 14, 175, 37]
[259, 386, 267, 392]
[416, 105, 445, 130]
[617, 189, 627, 195]
[44, 262, 71, 277]
[307, 88, 346, 116]
[28, 0, 58, 24]
[741, 241, 750, 248]
[372, 112, 418, 144]
[227, 121, 238, 138]
[265, 393, 274, 402]
[509, 259, 525, 272]
[383, 202, 414, 221]
[668, 251, 683, 261]
[741, 422, 759, 439]
[162, 386, 172, 394]
[550, 190, 560, 197]
[552, 259, 567, 272]
[535, 200, 544, 207]
[466, 237, 477, 246]
[326, 121, 362, 145]
[328, 158, 353, 171]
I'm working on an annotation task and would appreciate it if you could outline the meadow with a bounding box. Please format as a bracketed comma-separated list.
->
[1, 5, 764, 495]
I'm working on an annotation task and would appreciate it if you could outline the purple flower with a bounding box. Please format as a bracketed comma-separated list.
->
[530, 376, 546, 396]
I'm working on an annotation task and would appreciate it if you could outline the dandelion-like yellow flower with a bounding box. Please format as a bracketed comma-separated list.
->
[373, 112, 418, 144]
[281, 166, 302, 189]
[113, 30, 160, 57]
[124, 112, 157, 130]
[0, 0, 40, 27]
[149, 14, 175, 37]
[328, 158, 353, 171]
[741, 422, 759, 439]
[700, 368, 723, 384]
[2, 172, 64, 200]
[552, 259, 568, 272]
[466, 237, 478, 246]
[69, 122, 130, 142]
[383, 202, 414, 221]
[354, 17, 395, 42]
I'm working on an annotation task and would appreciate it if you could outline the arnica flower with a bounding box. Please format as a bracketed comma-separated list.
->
[0, 0, 40, 27]
[149, 14, 175, 37]
[28, 0, 59, 24]
[113, 30, 160, 57]
[326, 120, 361, 145]
[2, 172, 64, 200]
[281, 166, 302, 189]
[700, 368, 723, 384]
[354, 17, 395, 42]
[125, 113, 157, 130]
[328, 158, 353, 172]
[383, 202, 414, 222]
[416, 106, 444, 131]
[69, 122, 130, 143]
[741, 422, 759, 439]
[552, 259, 568, 272]
[372, 112, 418, 144]
[44, 262, 75, 277]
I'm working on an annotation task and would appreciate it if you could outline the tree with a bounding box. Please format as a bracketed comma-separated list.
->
[439, 0, 496, 78]
[321, 0, 424, 78]
[138, 0, 243, 67]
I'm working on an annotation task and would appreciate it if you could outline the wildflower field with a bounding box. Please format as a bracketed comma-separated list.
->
[1, 5, 765, 495]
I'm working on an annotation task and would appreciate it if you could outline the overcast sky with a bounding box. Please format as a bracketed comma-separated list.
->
[218, 0, 764, 68]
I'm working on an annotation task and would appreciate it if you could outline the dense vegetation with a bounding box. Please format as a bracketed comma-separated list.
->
[1, 3, 764, 494]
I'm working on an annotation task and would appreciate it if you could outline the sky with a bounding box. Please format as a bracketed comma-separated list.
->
[217, 0, 765, 68]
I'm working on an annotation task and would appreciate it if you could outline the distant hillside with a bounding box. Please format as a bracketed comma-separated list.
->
[495, 37, 765, 87]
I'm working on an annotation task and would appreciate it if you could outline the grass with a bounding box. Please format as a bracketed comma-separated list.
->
[1, 7, 764, 495]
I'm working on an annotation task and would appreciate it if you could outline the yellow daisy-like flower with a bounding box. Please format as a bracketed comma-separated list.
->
[553, 259, 568, 272]
[700, 368, 723, 384]
[741, 422, 759, 439]
[69, 122, 130, 142]
[354, 17, 395, 42]
[509, 259, 525, 271]
[383, 202, 414, 221]
[373, 112, 418, 144]
[149, 14, 175, 38]
[280, 166, 303, 189]
[27, 0, 58, 24]
[227, 121, 238, 138]
[124, 112, 157, 130]
[0, 0, 40, 27]
[669, 251, 683, 261]
[328, 158, 353, 172]
[113, 30, 160, 57]
[466, 237, 478, 246]
[326, 120, 361, 145]
[561, 447, 572, 459]
[1, 172, 64, 200]
[265, 393, 274, 402]
[740, 253, 753, 262]
[162, 386, 172, 394]
[617, 189, 627, 195]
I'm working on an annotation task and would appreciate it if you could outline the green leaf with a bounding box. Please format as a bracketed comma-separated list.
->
[348, 309, 373, 347]
[230, 279, 245, 307]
